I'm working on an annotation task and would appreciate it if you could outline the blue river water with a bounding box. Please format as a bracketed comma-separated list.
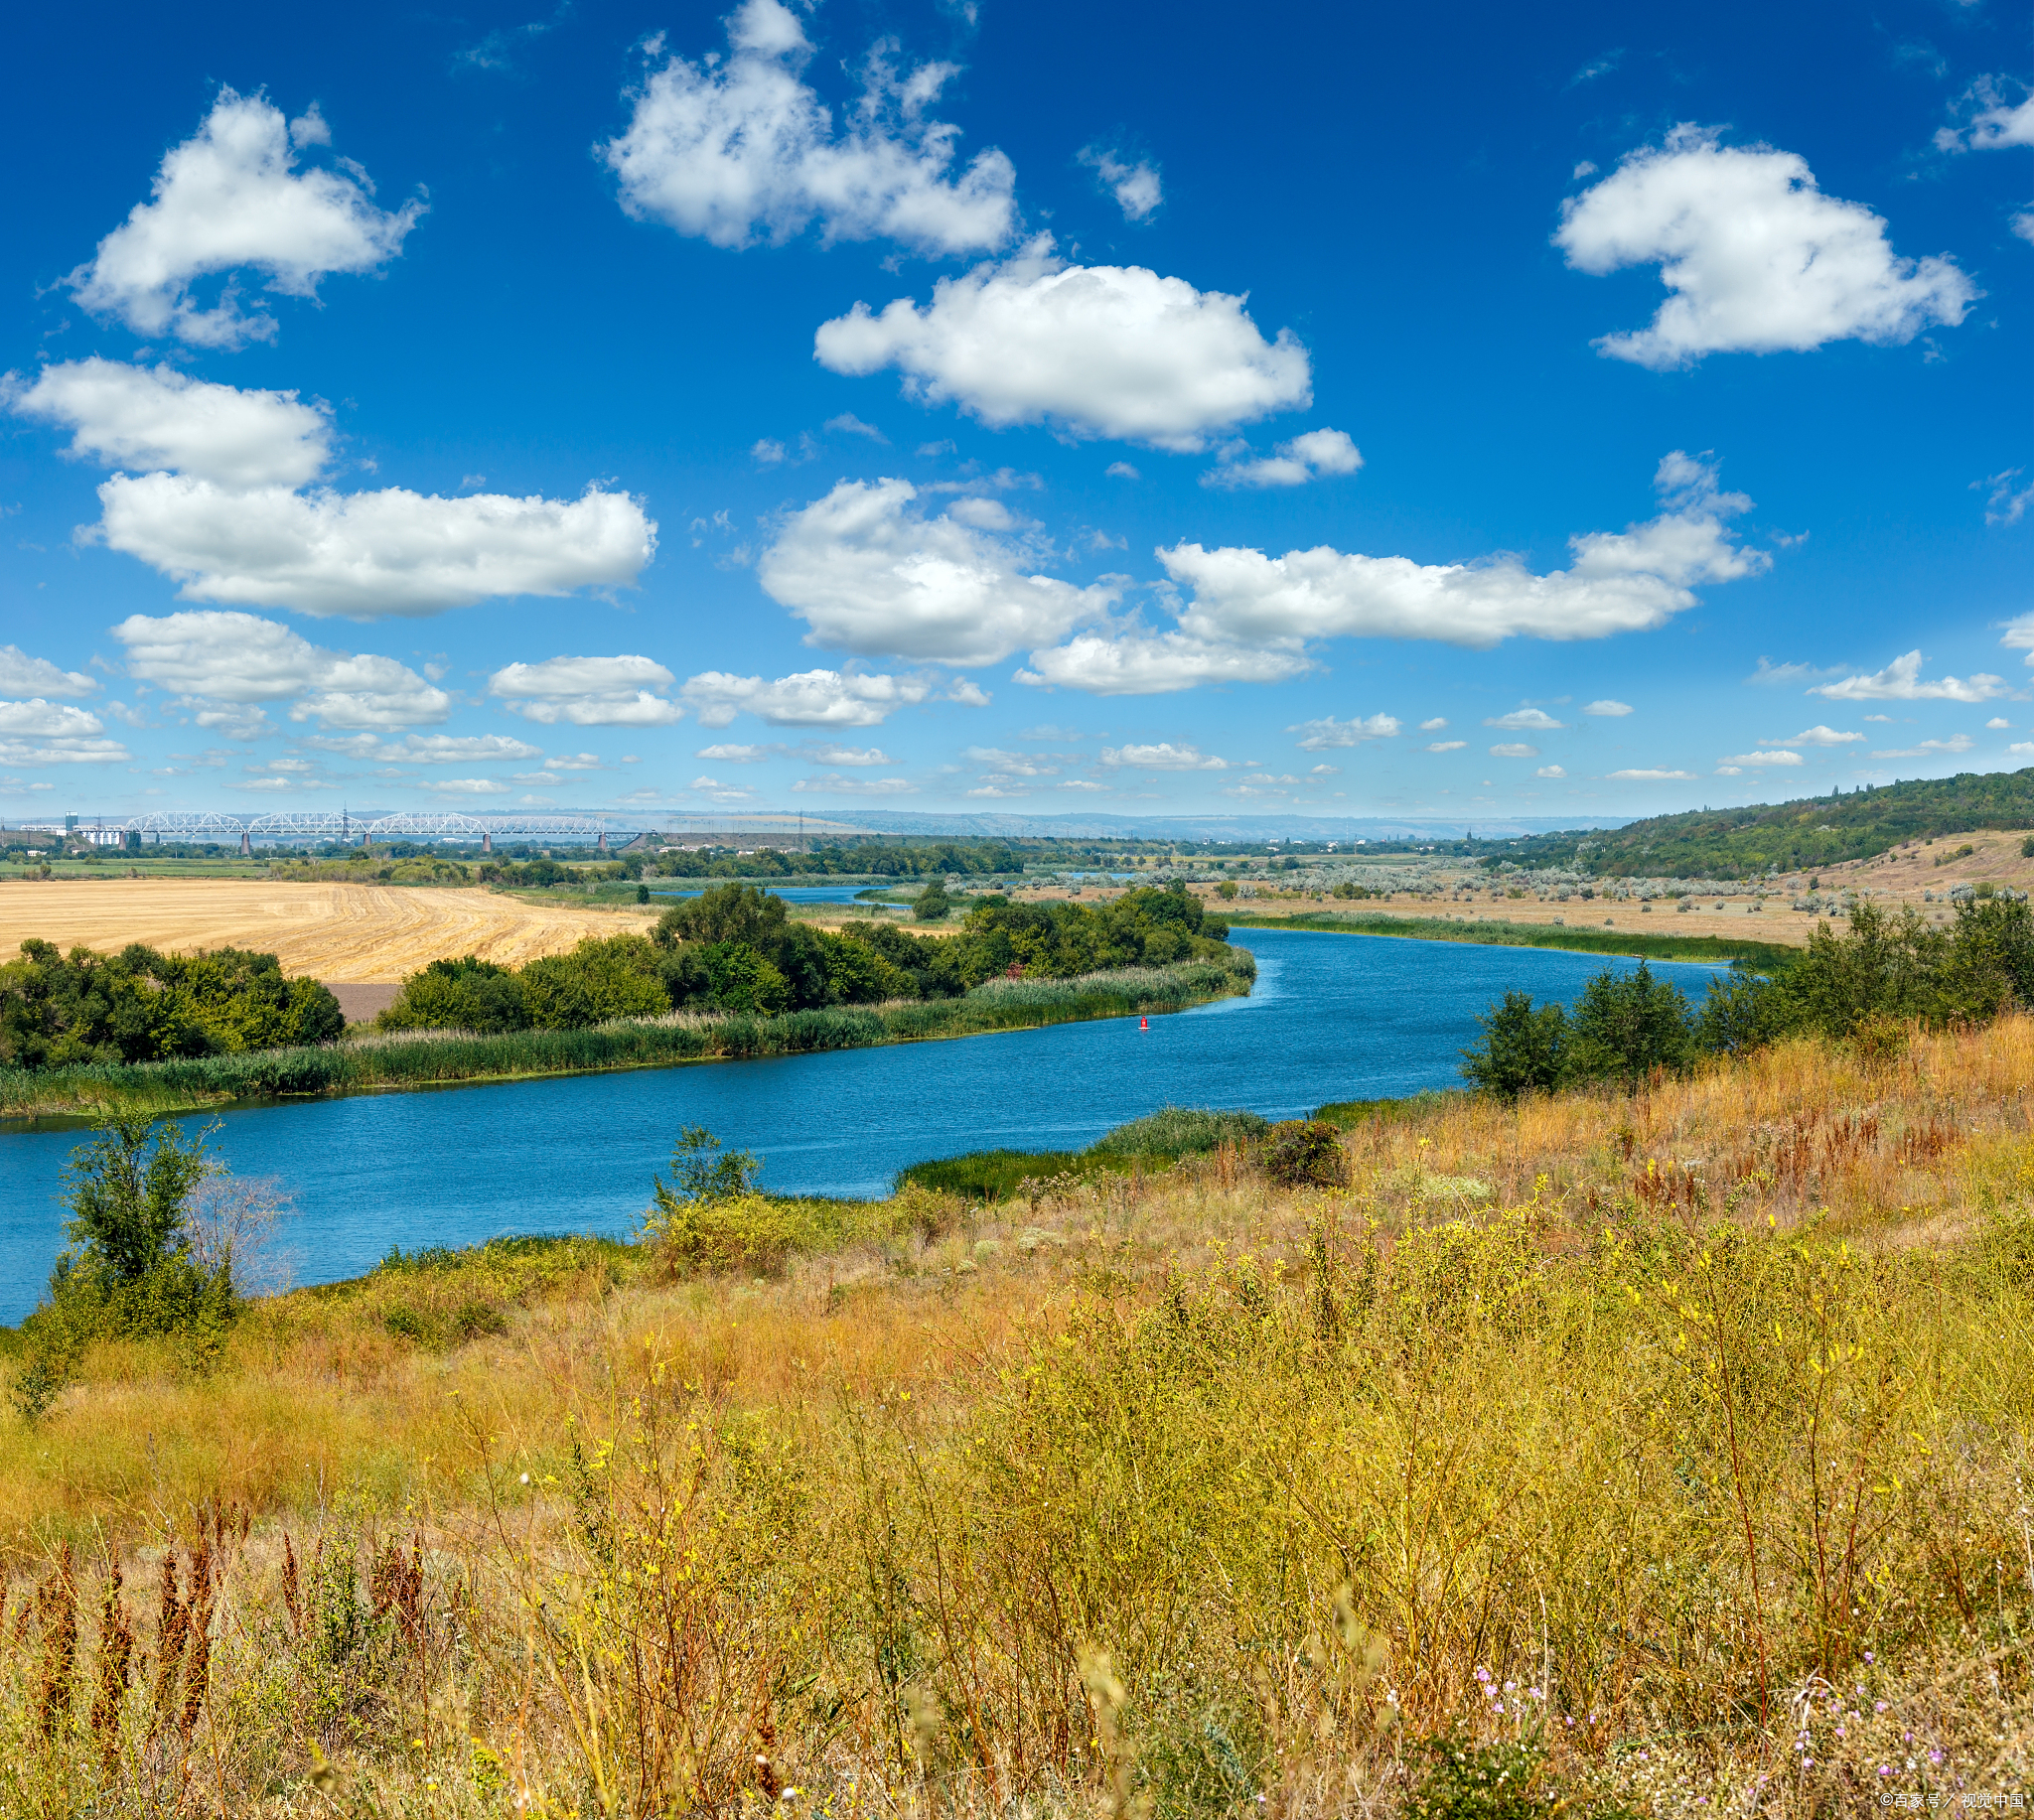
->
[0, 931, 1724, 1324]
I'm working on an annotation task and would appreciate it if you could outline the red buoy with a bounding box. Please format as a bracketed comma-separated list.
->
[1139, 1016, 1150, 1031]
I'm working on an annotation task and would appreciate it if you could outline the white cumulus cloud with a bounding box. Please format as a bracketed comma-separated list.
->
[1535, 765, 1567, 778]
[813, 235, 1311, 450]
[1079, 146, 1162, 221]
[111, 610, 451, 729]
[5, 358, 332, 488]
[1608, 768, 1696, 780]
[1872, 735, 1975, 759]
[757, 478, 1112, 664]
[1100, 742, 1229, 770]
[1809, 650, 2008, 703]
[0, 699, 129, 766]
[1785, 725, 1864, 745]
[489, 654, 682, 726]
[1719, 748, 1804, 767]
[1205, 428, 1362, 490]
[1584, 699, 1633, 716]
[1425, 740, 1467, 752]
[601, 0, 1015, 255]
[1937, 78, 2034, 153]
[68, 88, 422, 348]
[0, 645, 96, 699]
[682, 668, 934, 729]
[1490, 743, 1539, 759]
[1486, 707, 1565, 730]
[1556, 125, 1975, 367]
[1287, 713, 1398, 750]
[94, 475, 655, 618]
[1020, 453, 1764, 694]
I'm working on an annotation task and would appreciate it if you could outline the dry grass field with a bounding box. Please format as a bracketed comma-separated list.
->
[2, 1017, 2031, 1814]
[0, 880, 654, 981]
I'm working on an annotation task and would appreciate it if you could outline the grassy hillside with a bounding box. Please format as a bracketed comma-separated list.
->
[1503, 766, 2034, 877]
[2, 1020, 2029, 1813]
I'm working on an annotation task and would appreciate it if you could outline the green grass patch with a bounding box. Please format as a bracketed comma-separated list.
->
[1310, 1090, 1465, 1130]
[897, 1104, 1271, 1201]
[1222, 909, 1797, 969]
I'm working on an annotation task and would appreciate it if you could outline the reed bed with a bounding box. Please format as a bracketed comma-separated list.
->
[0, 956, 1252, 1120]
[0, 1014, 2029, 1816]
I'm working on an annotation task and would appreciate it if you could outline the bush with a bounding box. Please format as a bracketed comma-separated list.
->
[914, 877, 952, 919]
[1403, 1735, 1561, 1820]
[1261, 1119, 1348, 1189]
[1461, 991, 1566, 1099]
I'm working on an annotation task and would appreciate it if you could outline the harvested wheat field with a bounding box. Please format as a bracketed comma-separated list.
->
[0, 879, 654, 981]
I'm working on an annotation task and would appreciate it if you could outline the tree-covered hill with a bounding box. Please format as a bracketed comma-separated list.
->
[1500, 768, 2034, 879]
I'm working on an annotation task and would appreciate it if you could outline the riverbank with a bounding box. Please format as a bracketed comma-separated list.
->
[1, 1016, 2027, 1813]
[0, 955, 1253, 1121]
[1221, 906, 1799, 968]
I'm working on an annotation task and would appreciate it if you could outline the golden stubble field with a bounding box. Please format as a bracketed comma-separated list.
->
[0, 880, 656, 981]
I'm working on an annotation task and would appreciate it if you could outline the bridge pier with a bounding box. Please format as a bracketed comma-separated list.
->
[598, 830, 608, 853]
[239, 830, 250, 857]
[482, 830, 492, 853]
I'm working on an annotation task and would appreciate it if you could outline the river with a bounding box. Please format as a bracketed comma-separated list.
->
[0, 931, 1725, 1323]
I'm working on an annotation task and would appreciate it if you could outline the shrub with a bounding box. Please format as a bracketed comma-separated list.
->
[1261, 1119, 1348, 1189]
[915, 877, 952, 919]
[1403, 1734, 1561, 1820]
[1461, 991, 1566, 1099]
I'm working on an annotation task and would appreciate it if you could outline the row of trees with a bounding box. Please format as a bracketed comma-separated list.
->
[1464, 898, 2034, 1097]
[378, 882, 1234, 1032]
[0, 941, 346, 1070]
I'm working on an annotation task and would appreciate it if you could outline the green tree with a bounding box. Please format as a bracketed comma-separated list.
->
[62, 1113, 218, 1286]
[914, 878, 953, 920]
[1566, 962, 1696, 1088]
[1460, 991, 1568, 1099]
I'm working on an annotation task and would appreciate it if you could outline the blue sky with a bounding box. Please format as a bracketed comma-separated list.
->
[1, 0, 2028, 825]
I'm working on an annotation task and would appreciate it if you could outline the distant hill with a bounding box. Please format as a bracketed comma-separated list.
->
[1500, 769, 2034, 879]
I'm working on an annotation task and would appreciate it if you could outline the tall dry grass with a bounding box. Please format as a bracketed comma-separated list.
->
[1, 1018, 2031, 1816]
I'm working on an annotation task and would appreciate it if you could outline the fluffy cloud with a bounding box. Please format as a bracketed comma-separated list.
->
[1998, 613, 2034, 664]
[1206, 428, 1362, 490]
[792, 772, 917, 794]
[0, 699, 129, 766]
[301, 733, 543, 764]
[757, 479, 1112, 664]
[601, 0, 1014, 255]
[1719, 748, 1804, 767]
[1100, 742, 1229, 770]
[1872, 735, 1975, 760]
[68, 89, 421, 348]
[0, 644, 96, 699]
[5, 359, 332, 488]
[1287, 713, 1399, 750]
[1489, 743, 1539, 759]
[1584, 699, 1633, 716]
[1809, 651, 2007, 703]
[1535, 765, 1567, 778]
[682, 668, 934, 728]
[111, 610, 451, 729]
[1608, 768, 1695, 780]
[1556, 126, 1975, 367]
[94, 475, 654, 618]
[1016, 630, 1309, 695]
[1486, 707, 1564, 731]
[813, 236, 1311, 450]
[489, 654, 682, 726]
[1418, 717, 1449, 731]
[1785, 725, 1864, 746]
[1022, 454, 1763, 693]
[1425, 740, 1467, 752]
[1937, 78, 2034, 153]
[1079, 146, 1162, 221]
